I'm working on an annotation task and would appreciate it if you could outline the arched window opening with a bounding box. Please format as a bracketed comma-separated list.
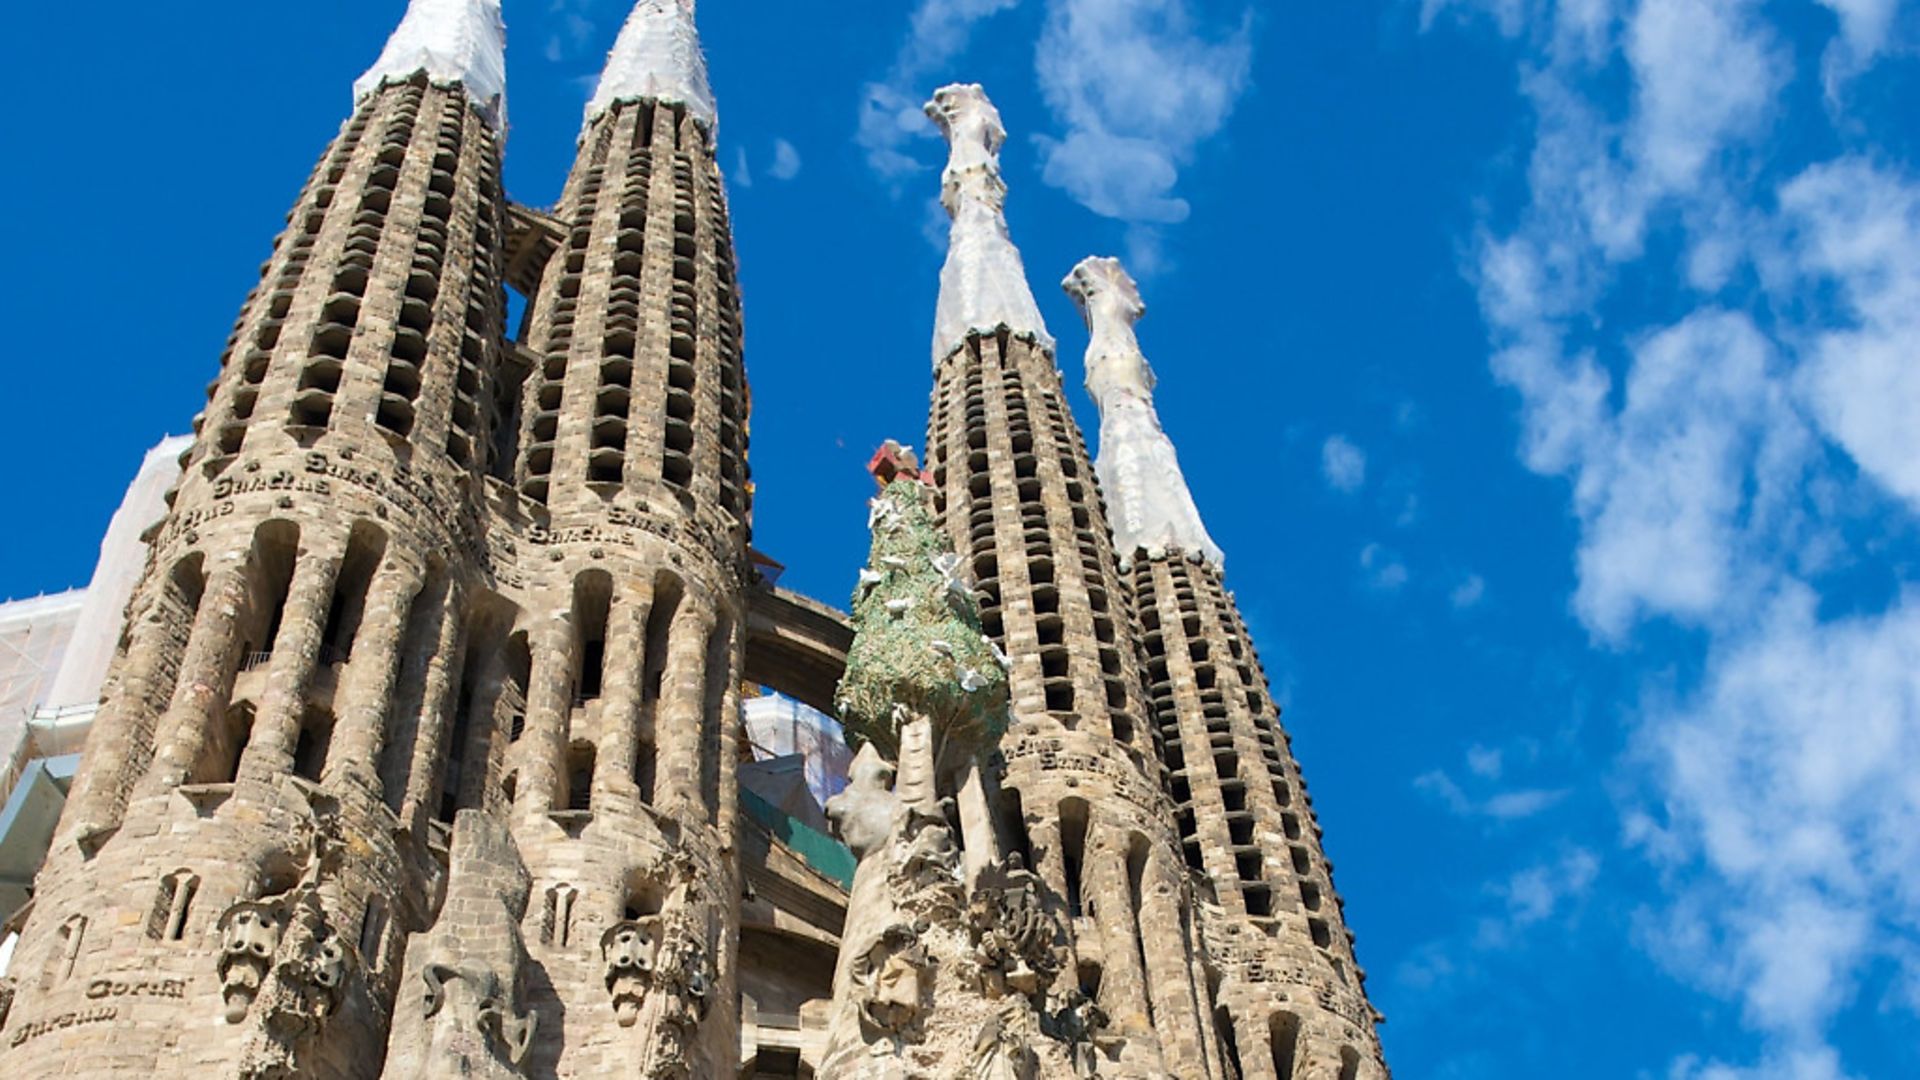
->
[573, 571, 612, 703]
[294, 707, 335, 782]
[320, 525, 387, 665]
[1270, 1011, 1301, 1080]
[636, 576, 683, 803]
[1338, 1047, 1361, 1080]
[566, 741, 597, 812]
[700, 615, 735, 821]
[1215, 1005, 1245, 1080]
[1059, 798, 1090, 918]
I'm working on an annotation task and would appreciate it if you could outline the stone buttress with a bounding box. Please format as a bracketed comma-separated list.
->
[0, 1, 514, 1075]
[920, 84, 1219, 1078]
[1066, 256, 1389, 1080]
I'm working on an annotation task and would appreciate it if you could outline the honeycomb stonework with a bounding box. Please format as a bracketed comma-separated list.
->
[0, 5, 1388, 1079]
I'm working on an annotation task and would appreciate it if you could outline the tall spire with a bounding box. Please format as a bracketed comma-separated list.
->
[587, 0, 716, 131]
[1065, 256, 1224, 569]
[354, 0, 507, 127]
[927, 84, 1053, 366]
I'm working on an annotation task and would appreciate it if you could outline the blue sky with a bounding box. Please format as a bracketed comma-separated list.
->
[3, 1, 1918, 1076]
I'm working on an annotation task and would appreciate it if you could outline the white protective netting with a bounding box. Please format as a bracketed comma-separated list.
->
[353, 0, 508, 128]
[1067, 257, 1224, 569]
[586, 0, 716, 131]
[928, 84, 1054, 365]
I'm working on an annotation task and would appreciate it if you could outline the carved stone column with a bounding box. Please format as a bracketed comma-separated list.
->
[596, 576, 654, 807]
[516, 616, 574, 815]
[242, 545, 343, 782]
[399, 577, 470, 831]
[1085, 830, 1153, 1041]
[654, 604, 713, 811]
[1140, 845, 1212, 1076]
[1027, 813, 1072, 919]
[65, 575, 189, 833]
[325, 555, 424, 799]
[145, 561, 253, 790]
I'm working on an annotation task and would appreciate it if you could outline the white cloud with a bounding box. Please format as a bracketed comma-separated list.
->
[1466, 743, 1504, 779]
[1359, 542, 1410, 591]
[1780, 159, 1920, 511]
[732, 145, 752, 188]
[1320, 434, 1367, 492]
[1032, 0, 1252, 226]
[545, 0, 600, 63]
[1813, 0, 1904, 84]
[1474, 848, 1600, 949]
[857, 0, 1021, 178]
[1638, 586, 1920, 1039]
[1568, 310, 1810, 640]
[1415, 765, 1567, 822]
[769, 138, 803, 181]
[1624, 0, 1785, 195]
[1451, 573, 1487, 610]
[1433, 0, 1920, 1070]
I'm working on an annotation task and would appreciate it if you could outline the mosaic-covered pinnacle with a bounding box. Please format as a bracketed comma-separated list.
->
[927, 84, 1054, 367]
[586, 0, 716, 133]
[354, 0, 508, 128]
[1065, 256, 1225, 570]
[834, 443, 1008, 760]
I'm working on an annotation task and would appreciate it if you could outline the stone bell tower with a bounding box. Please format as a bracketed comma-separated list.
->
[489, 0, 751, 1075]
[919, 84, 1219, 1077]
[0, 0, 514, 1074]
[1066, 256, 1389, 1079]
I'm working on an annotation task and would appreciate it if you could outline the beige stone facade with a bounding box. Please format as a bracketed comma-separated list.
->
[0, 5, 1387, 1079]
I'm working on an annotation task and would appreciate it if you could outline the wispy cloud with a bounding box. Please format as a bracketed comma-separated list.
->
[1429, 0, 1920, 1071]
[545, 0, 602, 63]
[769, 137, 803, 181]
[1033, 0, 1253, 259]
[1321, 434, 1368, 492]
[856, 0, 1021, 179]
[1415, 767, 1568, 823]
[1451, 573, 1487, 610]
[1359, 542, 1410, 591]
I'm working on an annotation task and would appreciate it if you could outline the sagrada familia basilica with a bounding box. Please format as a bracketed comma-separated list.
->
[0, 1, 1388, 1076]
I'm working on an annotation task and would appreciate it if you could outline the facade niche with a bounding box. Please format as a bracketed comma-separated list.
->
[573, 571, 612, 702]
[1059, 797, 1090, 918]
[1270, 1010, 1301, 1079]
[150, 868, 201, 942]
[294, 707, 335, 781]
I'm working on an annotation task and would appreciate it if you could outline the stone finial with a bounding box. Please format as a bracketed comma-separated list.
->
[586, 0, 716, 132]
[1064, 256, 1225, 570]
[927, 84, 1054, 366]
[354, 0, 508, 128]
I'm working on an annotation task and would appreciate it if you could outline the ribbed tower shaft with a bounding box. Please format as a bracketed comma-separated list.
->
[921, 84, 1217, 1077]
[1070, 256, 1388, 1079]
[3, 3, 513, 1076]
[497, 1, 748, 1073]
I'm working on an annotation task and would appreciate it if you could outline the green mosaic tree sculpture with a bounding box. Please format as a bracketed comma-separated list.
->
[834, 442, 1008, 761]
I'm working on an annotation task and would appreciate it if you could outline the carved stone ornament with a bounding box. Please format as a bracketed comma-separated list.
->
[850, 924, 929, 1042]
[969, 854, 1063, 1001]
[421, 961, 537, 1065]
[600, 918, 662, 1027]
[974, 1010, 1041, 1080]
[217, 899, 290, 1023]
